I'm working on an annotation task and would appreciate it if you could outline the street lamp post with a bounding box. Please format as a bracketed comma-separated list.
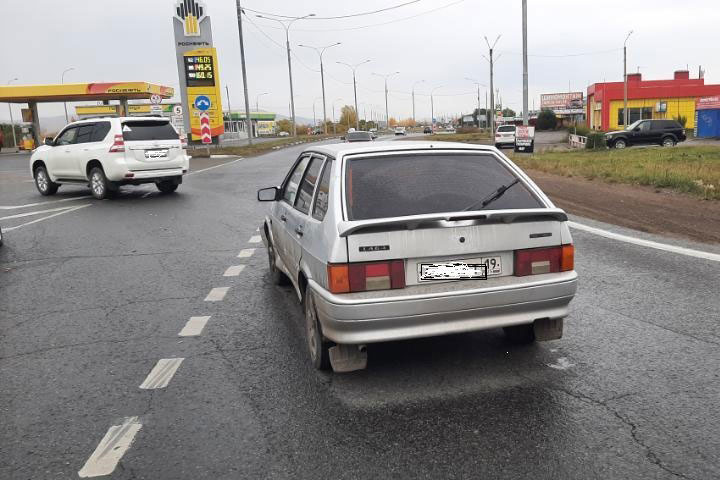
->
[255, 92, 268, 112]
[623, 30, 634, 127]
[299, 42, 341, 134]
[337, 60, 370, 131]
[483, 35, 501, 135]
[6, 78, 18, 149]
[61, 67, 75, 123]
[465, 77, 486, 128]
[373, 71, 399, 129]
[430, 85, 444, 132]
[257, 13, 315, 137]
[411, 80, 425, 125]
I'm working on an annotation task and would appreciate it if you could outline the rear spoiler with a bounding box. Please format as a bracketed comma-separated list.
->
[337, 208, 568, 237]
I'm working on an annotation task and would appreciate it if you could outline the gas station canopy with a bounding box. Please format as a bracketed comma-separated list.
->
[0, 82, 174, 103]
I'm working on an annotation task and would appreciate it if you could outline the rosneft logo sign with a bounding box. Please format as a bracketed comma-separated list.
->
[175, 0, 207, 37]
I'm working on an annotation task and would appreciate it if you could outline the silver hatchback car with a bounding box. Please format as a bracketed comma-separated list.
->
[258, 142, 577, 372]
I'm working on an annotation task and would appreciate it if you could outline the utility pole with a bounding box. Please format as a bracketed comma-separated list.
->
[522, 0, 529, 126]
[6, 78, 18, 148]
[465, 77, 486, 128]
[235, 2, 254, 144]
[299, 43, 341, 135]
[337, 60, 370, 131]
[412, 80, 425, 125]
[430, 85, 443, 132]
[257, 13, 315, 137]
[61, 67, 75, 123]
[373, 72, 399, 130]
[484, 35, 501, 134]
[623, 30, 633, 127]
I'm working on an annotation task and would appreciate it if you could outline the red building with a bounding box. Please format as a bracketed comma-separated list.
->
[587, 70, 720, 131]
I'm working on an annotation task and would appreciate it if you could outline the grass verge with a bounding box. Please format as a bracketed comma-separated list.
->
[509, 146, 720, 200]
[188, 135, 337, 158]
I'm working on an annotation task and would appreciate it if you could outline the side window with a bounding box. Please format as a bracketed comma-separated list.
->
[75, 124, 95, 144]
[312, 160, 332, 221]
[91, 122, 111, 142]
[282, 155, 310, 205]
[294, 156, 324, 215]
[56, 127, 78, 145]
[638, 121, 651, 133]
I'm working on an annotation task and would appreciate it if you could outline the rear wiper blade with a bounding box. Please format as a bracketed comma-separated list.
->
[462, 178, 521, 211]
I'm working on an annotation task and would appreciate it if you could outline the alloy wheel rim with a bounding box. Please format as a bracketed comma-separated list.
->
[616, 141, 625, 149]
[663, 139, 673, 146]
[91, 173, 104, 195]
[36, 170, 48, 191]
[306, 297, 318, 360]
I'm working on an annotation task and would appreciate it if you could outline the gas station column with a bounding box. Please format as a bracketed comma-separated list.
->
[119, 98, 129, 116]
[29, 101, 41, 146]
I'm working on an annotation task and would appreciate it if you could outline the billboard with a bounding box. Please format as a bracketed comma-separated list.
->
[697, 96, 720, 110]
[256, 121, 275, 135]
[540, 92, 584, 114]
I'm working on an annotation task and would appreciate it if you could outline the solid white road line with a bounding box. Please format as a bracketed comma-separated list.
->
[187, 157, 243, 176]
[77, 416, 143, 478]
[139, 358, 184, 389]
[569, 221, 720, 263]
[223, 265, 246, 277]
[178, 316, 211, 337]
[248, 235, 261, 243]
[0, 205, 82, 221]
[2, 204, 92, 232]
[0, 195, 92, 210]
[205, 287, 230, 301]
[237, 248, 256, 258]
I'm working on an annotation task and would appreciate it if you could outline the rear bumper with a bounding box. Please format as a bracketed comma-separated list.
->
[310, 271, 577, 344]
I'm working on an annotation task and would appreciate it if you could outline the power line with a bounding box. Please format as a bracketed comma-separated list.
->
[242, 1, 421, 20]
[502, 48, 622, 58]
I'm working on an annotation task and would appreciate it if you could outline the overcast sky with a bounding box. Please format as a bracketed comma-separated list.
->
[2, 0, 718, 124]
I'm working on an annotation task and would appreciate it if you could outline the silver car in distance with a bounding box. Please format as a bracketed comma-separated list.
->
[257, 142, 577, 372]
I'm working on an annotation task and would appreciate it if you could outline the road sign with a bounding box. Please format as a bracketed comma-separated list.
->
[173, 105, 183, 116]
[194, 95, 211, 111]
[150, 104, 163, 114]
[150, 94, 162, 105]
[200, 112, 211, 144]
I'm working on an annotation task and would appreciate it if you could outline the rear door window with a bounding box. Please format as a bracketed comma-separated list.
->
[121, 121, 179, 141]
[91, 122, 111, 142]
[345, 152, 543, 220]
[312, 160, 332, 221]
[75, 124, 95, 144]
[282, 155, 311, 205]
[294, 156, 324, 215]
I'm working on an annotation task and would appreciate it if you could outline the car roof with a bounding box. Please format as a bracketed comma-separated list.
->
[67, 116, 169, 126]
[307, 141, 498, 158]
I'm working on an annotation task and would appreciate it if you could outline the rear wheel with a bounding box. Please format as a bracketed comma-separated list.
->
[267, 238, 290, 285]
[89, 167, 116, 200]
[156, 181, 178, 193]
[613, 138, 627, 149]
[34, 166, 59, 196]
[503, 324, 536, 344]
[661, 136, 676, 147]
[304, 285, 332, 370]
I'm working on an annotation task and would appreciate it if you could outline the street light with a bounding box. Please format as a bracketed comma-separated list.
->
[61, 67, 75, 123]
[256, 13, 315, 136]
[6, 78, 18, 149]
[372, 71, 399, 129]
[298, 42, 341, 134]
[623, 30, 634, 127]
[411, 80, 425, 125]
[337, 59, 370, 131]
[430, 85, 444, 131]
[255, 92, 269, 112]
[483, 35, 501, 135]
[465, 77, 487, 128]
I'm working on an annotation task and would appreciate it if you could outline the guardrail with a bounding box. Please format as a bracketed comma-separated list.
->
[569, 134, 587, 148]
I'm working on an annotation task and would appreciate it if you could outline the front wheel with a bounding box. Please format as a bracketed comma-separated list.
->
[156, 181, 179, 193]
[613, 139, 627, 149]
[34, 166, 59, 196]
[304, 285, 332, 370]
[661, 137, 676, 147]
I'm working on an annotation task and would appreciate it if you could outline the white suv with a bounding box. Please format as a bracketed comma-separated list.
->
[494, 124, 516, 148]
[30, 117, 189, 199]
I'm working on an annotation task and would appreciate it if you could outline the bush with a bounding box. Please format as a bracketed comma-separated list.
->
[585, 132, 607, 150]
[456, 127, 479, 134]
[536, 109, 557, 130]
[572, 124, 591, 136]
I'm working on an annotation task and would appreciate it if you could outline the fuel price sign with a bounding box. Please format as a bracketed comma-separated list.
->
[184, 55, 215, 87]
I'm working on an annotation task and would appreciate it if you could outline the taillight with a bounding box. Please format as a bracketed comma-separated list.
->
[514, 245, 574, 276]
[327, 260, 405, 294]
[109, 134, 125, 152]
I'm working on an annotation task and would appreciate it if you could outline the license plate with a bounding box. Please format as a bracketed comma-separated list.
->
[144, 149, 168, 159]
[419, 257, 502, 281]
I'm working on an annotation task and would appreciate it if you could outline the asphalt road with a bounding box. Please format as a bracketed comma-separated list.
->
[1, 144, 719, 480]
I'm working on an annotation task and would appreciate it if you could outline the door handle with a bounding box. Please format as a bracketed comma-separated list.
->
[280, 214, 287, 222]
[83, 148, 89, 151]
[294, 225, 304, 236]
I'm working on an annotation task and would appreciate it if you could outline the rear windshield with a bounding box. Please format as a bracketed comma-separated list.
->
[497, 125, 515, 132]
[345, 153, 543, 220]
[346, 131, 372, 142]
[121, 121, 179, 141]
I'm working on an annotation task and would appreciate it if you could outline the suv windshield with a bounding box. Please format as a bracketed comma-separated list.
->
[121, 121, 179, 141]
[345, 152, 543, 220]
[625, 120, 643, 131]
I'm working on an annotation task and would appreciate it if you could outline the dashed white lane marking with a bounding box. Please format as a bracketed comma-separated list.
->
[0, 205, 83, 221]
[139, 358, 184, 389]
[237, 248, 256, 258]
[223, 265, 246, 277]
[2, 204, 92, 232]
[548, 357, 574, 370]
[0, 195, 91, 210]
[77, 416, 143, 478]
[188, 157, 243, 175]
[205, 287, 230, 301]
[569, 221, 720, 263]
[248, 235, 261, 243]
[179, 316, 211, 337]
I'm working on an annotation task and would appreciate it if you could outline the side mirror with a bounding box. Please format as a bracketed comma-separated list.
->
[44, 137, 54, 146]
[257, 186, 280, 202]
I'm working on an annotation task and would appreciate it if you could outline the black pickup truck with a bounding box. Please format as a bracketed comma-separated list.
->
[606, 119, 686, 149]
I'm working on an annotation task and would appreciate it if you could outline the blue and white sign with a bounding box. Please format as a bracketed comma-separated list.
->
[194, 95, 211, 111]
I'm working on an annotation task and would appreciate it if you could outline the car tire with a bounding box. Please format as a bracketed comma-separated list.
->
[304, 285, 332, 370]
[156, 181, 179, 194]
[88, 167, 114, 200]
[613, 138, 627, 149]
[661, 136, 676, 147]
[267, 238, 290, 285]
[503, 324, 536, 344]
[34, 166, 59, 196]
